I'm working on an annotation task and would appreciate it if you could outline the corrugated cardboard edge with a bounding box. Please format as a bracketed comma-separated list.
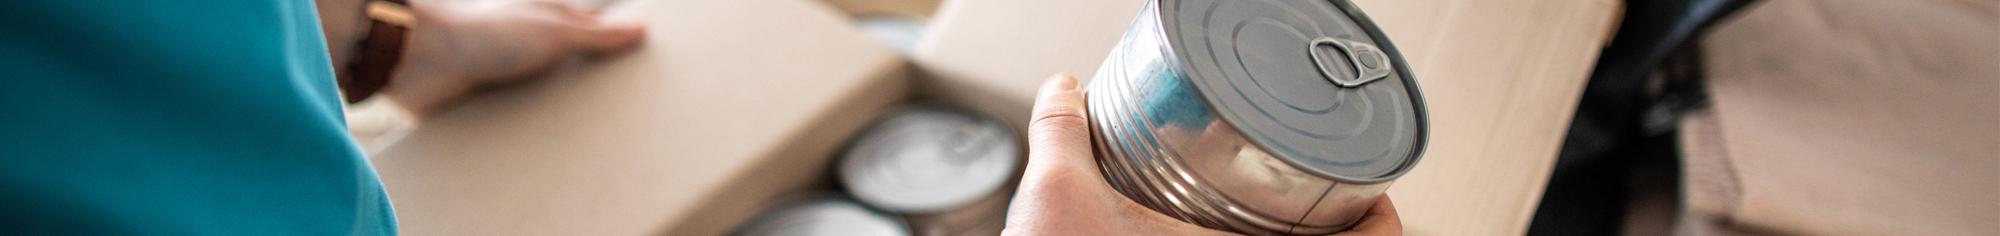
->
[651, 60, 911, 235]
[1375, 0, 1622, 234]
[909, 0, 1148, 134]
[822, 0, 943, 19]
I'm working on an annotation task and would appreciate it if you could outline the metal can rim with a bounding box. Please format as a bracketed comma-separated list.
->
[1150, 0, 1430, 183]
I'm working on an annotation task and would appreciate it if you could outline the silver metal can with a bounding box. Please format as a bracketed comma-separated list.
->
[1086, 0, 1427, 235]
[840, 105, 1020, 236]
[733, 195, 912, 236]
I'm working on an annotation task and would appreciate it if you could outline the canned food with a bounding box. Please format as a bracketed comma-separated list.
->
[854, 15, 925, 55]
[733, 195, 911, 236]
[903, 185, 1012, 236]
[840, 105, 1020, 235]
[1085, 0, 1427, 235]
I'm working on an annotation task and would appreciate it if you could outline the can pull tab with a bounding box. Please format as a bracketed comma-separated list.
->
[1309, 37, 1393, 87]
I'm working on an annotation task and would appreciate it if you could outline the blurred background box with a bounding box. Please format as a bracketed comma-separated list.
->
[1676, 0, 1998, 234]
[913, 0, 1621, 235]
[366, 0, 907, 235]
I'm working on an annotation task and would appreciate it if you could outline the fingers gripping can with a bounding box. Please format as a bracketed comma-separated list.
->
[1085, 0, 1428, 235]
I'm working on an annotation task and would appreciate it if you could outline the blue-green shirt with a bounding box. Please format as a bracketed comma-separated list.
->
[0, 0, 396, 234]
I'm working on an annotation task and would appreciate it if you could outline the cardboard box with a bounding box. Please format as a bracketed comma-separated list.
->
[913, 0, 1621, 234]
[371, 0, 1620, 234]
[367, 0, 907, 235]
[821, 0, 943, 20]
[1678, 1, 1999, 234]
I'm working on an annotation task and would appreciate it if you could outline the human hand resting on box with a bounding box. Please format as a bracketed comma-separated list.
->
[1003, 74, 1402, 236]
[383, 0, 645, 118]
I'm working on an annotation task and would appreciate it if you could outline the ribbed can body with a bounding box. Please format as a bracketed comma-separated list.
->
[1086, 0, 1425, 234]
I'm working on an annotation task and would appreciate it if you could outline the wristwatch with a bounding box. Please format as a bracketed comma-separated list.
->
[338, 0, 416, 103]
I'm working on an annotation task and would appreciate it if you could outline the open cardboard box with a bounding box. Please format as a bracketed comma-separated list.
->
[368, 0, 906, 235]
[369, 0, 1621, 235]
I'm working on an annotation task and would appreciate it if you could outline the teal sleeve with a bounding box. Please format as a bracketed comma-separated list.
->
[0, 0, 397, 234]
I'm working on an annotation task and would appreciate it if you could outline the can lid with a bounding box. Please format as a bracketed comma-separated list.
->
[1161, 0, 1427, 181]
[733, 197, 911, 236]
[840, 106, 1020, 213]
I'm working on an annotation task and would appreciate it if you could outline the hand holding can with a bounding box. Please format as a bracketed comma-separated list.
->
[1004, 74, 1403, 236]
[1075, 0, 1427, 234]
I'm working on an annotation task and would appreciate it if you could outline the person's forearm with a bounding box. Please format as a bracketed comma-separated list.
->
[316, 0, 371, 65]
[374, 2, 462, 120]
[321, 0, 446, 119]
[323, 0, 426, 150]
[323, 0, 646, 121]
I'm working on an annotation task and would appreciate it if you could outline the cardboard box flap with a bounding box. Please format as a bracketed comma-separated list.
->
[369, 0, 907, 235]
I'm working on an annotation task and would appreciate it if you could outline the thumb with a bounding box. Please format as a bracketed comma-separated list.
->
[1007, 73, 1108, 233]
[565, 21, 646, 53]
[1024, 73, 1093, 176]
[1009, 74, 1229, 236]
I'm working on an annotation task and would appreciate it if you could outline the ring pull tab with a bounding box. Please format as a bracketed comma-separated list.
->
[1309, 37, 1393, 87]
